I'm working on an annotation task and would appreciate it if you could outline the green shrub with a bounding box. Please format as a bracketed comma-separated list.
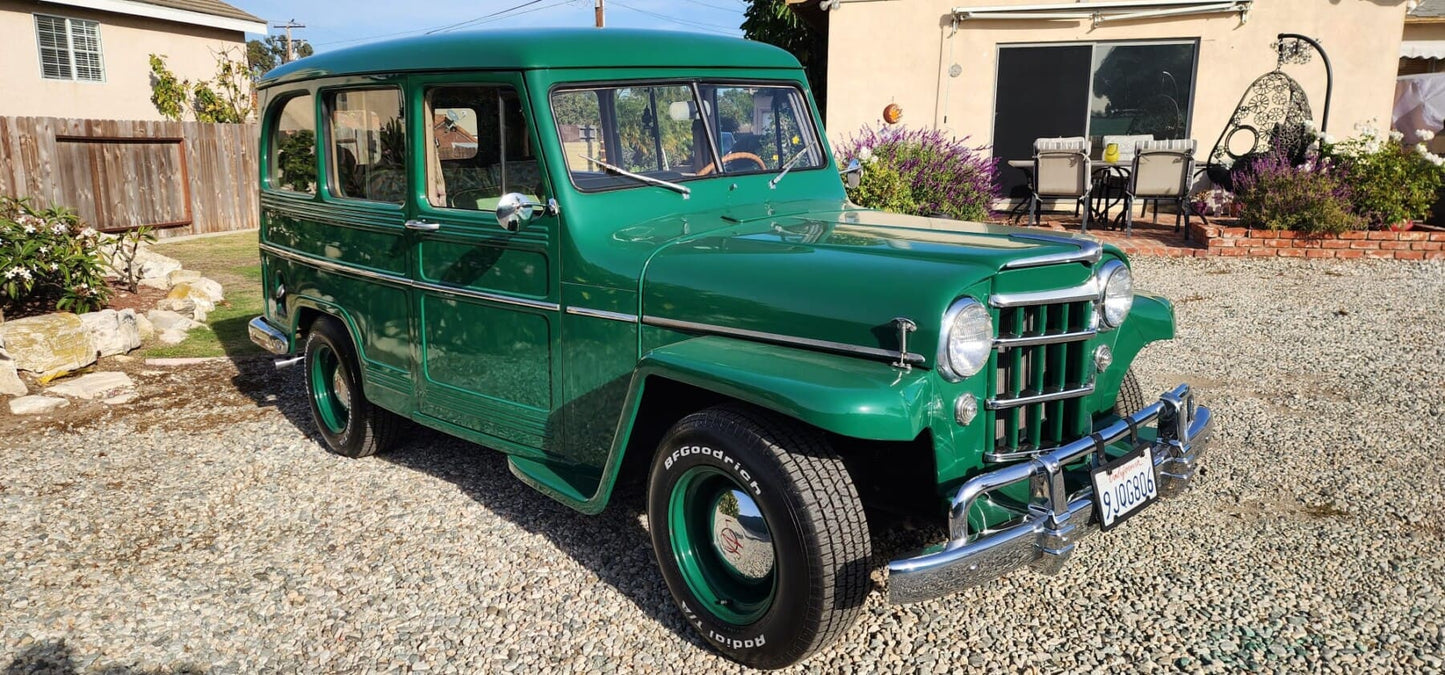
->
[0, 197, 112, 315]
[836, 125, 1001, 221]
[1327, 127, 1445, 227]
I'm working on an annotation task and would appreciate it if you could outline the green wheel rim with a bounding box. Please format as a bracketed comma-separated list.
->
[310, 344, 350, 434]
[667, 465, 778, 626]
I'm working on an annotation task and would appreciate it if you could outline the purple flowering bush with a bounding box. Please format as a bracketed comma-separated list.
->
[835, 125, 1001, 222]
[1232, 146, 1363, 235]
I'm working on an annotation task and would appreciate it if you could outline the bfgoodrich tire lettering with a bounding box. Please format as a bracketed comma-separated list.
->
[647, 405, 872, 669]
[303, 316, 403, 458]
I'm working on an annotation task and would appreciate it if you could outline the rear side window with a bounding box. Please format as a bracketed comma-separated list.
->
[328, 88, 406, 204]
[268, 94, 316, 194]
[425, 85, 543, 212]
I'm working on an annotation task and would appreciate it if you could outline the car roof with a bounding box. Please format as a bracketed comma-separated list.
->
[258, 28, 802, 88]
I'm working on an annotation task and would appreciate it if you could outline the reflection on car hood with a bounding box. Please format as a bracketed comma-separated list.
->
[638, 206, 1102, 365]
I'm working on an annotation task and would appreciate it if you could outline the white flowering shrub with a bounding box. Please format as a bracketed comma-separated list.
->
[1320, 122, 1445, 227]
[0, 196, 111, 315]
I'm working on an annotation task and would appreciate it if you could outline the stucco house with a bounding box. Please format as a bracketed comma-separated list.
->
[0, 0, 265, 120]
[803, 0, 1409, 194]
[1403, 0, 1445, 74]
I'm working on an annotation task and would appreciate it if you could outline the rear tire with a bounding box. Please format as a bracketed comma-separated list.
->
[647, 405, 872, 669]
[304, 316, 402, 458]
[1116, 368, 1146, 417]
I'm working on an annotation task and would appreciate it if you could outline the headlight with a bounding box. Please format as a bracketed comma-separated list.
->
[940, 298, 993, 381]
[1098, 260, 1133, 329]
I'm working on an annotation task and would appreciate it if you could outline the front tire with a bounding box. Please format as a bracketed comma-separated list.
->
[1116, 368, 1146, 417]
[647, 406, 872, 669]
[304, 316, 402, 458]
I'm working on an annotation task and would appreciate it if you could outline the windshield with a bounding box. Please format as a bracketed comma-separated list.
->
[551, 82, 825, 192]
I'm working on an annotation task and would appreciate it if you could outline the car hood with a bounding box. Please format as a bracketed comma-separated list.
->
[639, 206, 1103, 367]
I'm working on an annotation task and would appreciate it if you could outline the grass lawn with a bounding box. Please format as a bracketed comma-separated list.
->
[141, 231, 266, 360]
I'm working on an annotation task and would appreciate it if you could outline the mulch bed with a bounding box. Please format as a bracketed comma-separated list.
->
[2, 280, 166, 321]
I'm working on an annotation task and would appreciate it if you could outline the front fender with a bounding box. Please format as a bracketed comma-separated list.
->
[1092, 292, 1175, 413]
[516, 336, 936, 515]
[635, 336, 936, 441]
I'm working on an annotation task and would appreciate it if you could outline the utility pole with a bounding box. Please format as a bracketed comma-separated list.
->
[594, 0, 604, 28]
[273, 19, 306, 62]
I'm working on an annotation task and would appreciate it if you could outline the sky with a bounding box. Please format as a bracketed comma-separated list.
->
[238, 0, 747, 53]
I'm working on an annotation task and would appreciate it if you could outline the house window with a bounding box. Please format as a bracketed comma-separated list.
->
[35, 15, 104, 82]
[992, 40, 1198, 194]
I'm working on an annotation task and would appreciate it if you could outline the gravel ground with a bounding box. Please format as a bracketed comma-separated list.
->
[1, 257, 1442, 674]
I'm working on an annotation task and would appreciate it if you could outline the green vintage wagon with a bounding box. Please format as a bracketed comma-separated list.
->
[249, 28, 1211, 669]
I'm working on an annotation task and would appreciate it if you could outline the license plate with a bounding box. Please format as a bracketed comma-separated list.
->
[1090, 446, 1158, 531]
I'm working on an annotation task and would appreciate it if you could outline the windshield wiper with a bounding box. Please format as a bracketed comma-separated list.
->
[768, 148, 813, 190]
[584, 156, 690, 198]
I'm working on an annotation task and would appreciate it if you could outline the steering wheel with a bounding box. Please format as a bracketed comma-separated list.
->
[697, 152, 768, 176]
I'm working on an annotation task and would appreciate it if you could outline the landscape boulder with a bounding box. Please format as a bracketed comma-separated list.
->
[147, 309, 202, 334]
[167, 269, 202, 286]
[158, 279, 224, 322]
[8, 395, 69, 415]
[136, 247, 183, 282]
[0, 313, 96, 375]
[134, 313, 156, 341]
[80, 309, 142, 358]
[46, 371, 135, 400]
[0, 355, 24, 397]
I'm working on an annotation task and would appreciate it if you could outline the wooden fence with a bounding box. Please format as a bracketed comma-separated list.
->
[0, 117, 259, 238]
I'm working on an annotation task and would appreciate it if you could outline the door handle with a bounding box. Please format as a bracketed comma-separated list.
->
[404, 219, 441, 232]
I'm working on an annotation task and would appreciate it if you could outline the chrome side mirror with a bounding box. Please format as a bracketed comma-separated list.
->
[496, 193, 542, 232]
[840, 158, 863, 189]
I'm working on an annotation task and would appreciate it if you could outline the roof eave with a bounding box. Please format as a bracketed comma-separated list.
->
[38, 0, 266, 34]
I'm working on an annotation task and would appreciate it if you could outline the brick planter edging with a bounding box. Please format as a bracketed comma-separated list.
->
[1187, 222, 1445, 260]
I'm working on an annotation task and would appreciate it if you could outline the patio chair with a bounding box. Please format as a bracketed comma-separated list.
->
[1100, 134, 1154, 164]
[1029, 137, 1093, 230]
[1124, 139, 1197, 237]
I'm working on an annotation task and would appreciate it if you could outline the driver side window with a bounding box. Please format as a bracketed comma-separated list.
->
[425, 85, 542, 212]
[552, 85, 718, 191]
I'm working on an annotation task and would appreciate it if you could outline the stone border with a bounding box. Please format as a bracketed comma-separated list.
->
[1188, 222, 1445, 260]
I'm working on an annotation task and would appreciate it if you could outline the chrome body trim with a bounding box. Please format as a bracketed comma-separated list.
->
[564, 306, 640, 323]
[993, 328, 1097, 349]
[985, 382, 1096, 410]
[1001, 234, 1103, 270]
[411, 279, 559, 311]
[642, 315, 926, 366]
[247, 316, 290, 355]
[990, 280, 1100, 308]
[887, 383, 1212, 604]
[259, 242, 561, 312]
[259, 242, 409, 287]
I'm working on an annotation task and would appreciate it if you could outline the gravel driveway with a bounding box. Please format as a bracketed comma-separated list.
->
[1, 257, 1442, 674]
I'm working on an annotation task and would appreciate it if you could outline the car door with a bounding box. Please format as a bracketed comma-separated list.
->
[405, 73, 561, 455]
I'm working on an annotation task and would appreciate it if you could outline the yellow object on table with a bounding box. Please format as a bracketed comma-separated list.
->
[1103, 142, 1120, 164]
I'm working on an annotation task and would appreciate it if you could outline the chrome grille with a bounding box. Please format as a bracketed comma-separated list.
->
[987, 295, 1095, 463]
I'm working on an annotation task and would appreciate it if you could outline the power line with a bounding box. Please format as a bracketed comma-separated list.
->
[611, 0, 740, 33]
[673, 0, 742, 12]
[312, 0, 581, 47]
[427, 0, 549, 34]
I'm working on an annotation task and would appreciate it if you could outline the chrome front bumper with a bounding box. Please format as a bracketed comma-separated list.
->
[887, 383, 1212, 605]
[248, 316, 290, 355]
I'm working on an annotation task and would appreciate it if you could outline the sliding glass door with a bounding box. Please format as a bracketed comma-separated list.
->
[994, 40, 1199, 197]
